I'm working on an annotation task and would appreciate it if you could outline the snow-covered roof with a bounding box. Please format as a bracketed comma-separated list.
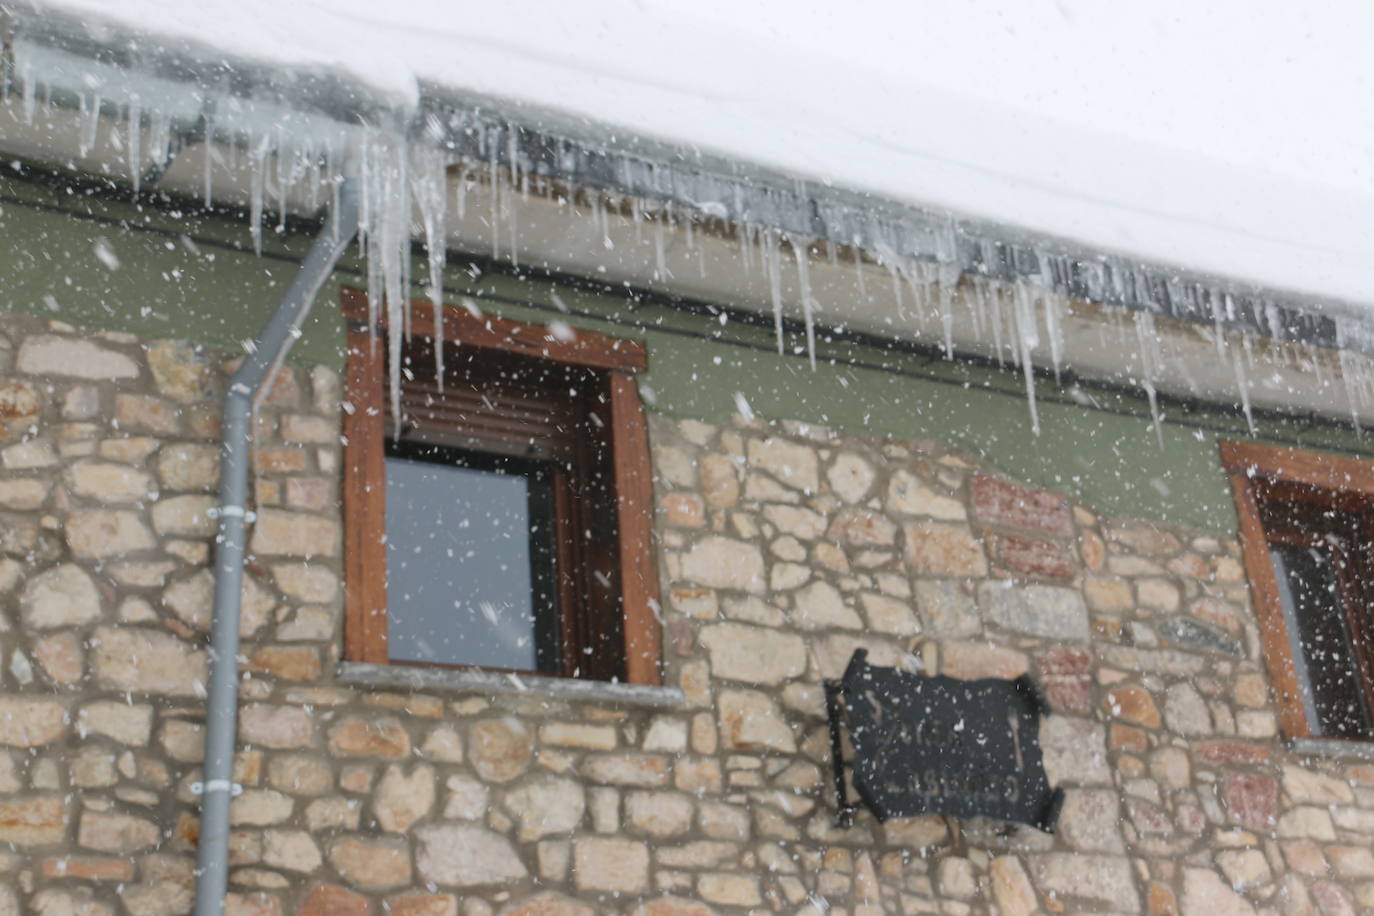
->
[14, 0, 1374, 316]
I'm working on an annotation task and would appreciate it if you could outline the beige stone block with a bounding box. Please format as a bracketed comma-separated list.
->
[230, 789, 295, 827]
[0, 478, 48, 510]
[34, 632, 82, 685]
[261, 830, 322, 873]
[680, 536, 765, 593]
[505, 775, 586, 841]
[718, 689, 795, 753]
[859, 592, 919, 635]
[373, 763, 435, 833]
[250, 509, 340, 557]
[989, 855, 1038, 916]
[699, 453, 739, 508]
[1281, 765, 1354, 804]
[699, 622, 806, 684]
[157, 443, 220, 491]
[239, 704, 314, 749]
[940, 641, 1028, 680]
[0, 796, 65, 846]
[903, 521, 987, 576]
[789, 579, 863, 630]
[67, 510, 156, 558]
[887, 470, 964, 519]
[78, 811, 159, 853]
[416, 824, 527, 887]
[443, 774, 489, 820]
[582, 754, 669, 787]
[151, 494, 216, 537]
[77, 702, 153, 746]
[91, 625, 204, 696]
[539, 722, 616, 751]
[572, 836, 649, 894]
[1180, 867, 1255, 916]
[67, 461, 154, 504]
[468, 718, 532, 782]
[21, 563, 101, 629]
[1, 438, 57, 469]
[747, 437, 818, 492]
[624, 790, 692, 838]
[18, 335, 139, 380]
[329, 835, 412, 890]
[268, 755, 333, 796]
[827, 452, 875, 504]
[0, 698, 66, 748]
[145, 340, 211, 402]
[697, 873, 761, 907]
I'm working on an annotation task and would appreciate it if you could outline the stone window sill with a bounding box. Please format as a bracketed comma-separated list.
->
[336, 662, 686, 709]
[1288, 737, 1374, 761]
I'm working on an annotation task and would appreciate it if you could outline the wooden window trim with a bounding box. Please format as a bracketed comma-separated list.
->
[341, 287, 662, 685]
[1222, 439, 1374, 740]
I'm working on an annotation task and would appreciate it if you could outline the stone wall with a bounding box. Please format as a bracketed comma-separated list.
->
[0, 309, 1369, 914]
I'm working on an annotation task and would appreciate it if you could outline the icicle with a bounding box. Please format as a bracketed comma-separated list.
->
[411, 144, 449, 390]
[147, 108, 172, 177]
[126, 97, 142, 196]
[20, 65, 35, 124]
[1012, 283, 1041, 436]
[248, 135, 271, 255]
[1041, 286, 1066, 382]
[78, 93, 101, 157]
[785, 233, 817, 371]
[1336, 320, 1365, 433]
[1133, 311, 1167, 448]
[1230, 336, 1258, 437]
[202, 115, 217, 206]
[653, 208, 669, 282]
[763, 229, 785, 355]
[852, 246, 866, 300]
[454, 162, 470, 223]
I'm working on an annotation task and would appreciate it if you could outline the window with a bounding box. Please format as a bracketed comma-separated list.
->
[1222, 440, 1374, 740]
[340, 288, 662, 685]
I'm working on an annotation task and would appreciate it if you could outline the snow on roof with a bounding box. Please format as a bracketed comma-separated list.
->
[17, 0, 1374, 311]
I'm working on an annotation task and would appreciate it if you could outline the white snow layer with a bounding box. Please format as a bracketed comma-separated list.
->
[25, 0, 1374, 309]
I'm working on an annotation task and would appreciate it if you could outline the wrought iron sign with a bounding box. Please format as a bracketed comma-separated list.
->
[825, 649, 1064, 832]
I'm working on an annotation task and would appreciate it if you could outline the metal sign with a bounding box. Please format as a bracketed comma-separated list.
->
[826, 649, 1063, 832]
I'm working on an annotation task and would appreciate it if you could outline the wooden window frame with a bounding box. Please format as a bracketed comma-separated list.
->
[1221, 439, 1374, 740]
[340, 287, 662, 686]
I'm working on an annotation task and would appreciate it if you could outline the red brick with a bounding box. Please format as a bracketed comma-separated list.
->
[1043, 677, 1093, 715]
[1110, 723, 1149, 753]
[660, 493, 705, 528]
[993, 533, 1076, 579]
[41, 857, 134, 881]
[299, 884, 370, 916]
[247, 646, 321, 682]
[1194, 741, 1270, 765]
[1223, 771, 1278, 830]
[970, 475, 1073, 538]
[1036, 647, 1091, 676]
[255, 448, 307, 473]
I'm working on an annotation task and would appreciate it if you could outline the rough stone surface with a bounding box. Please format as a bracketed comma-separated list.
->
[415, 825, 527, 887]
[20, 563, 101, 629]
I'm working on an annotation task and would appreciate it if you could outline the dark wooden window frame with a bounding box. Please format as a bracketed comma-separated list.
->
[340, 287, 662, 685]
[1221, 439, 1374, 740]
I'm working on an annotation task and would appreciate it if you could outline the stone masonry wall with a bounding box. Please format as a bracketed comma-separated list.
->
[0, 308, 1369, 914]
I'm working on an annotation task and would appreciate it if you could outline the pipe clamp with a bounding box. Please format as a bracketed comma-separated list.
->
[190, 780, 243, 797]
[207, 505, 257, 523]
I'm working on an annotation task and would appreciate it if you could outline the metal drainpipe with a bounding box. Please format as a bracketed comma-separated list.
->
[194, 178, 359, 916]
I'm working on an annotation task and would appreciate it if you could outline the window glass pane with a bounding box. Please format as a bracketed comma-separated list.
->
[1271, 542, 1374, 738]
[385, 455, 541, 670]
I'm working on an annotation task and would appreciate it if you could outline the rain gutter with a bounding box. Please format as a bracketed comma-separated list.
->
[5, 7, 1374, 356]
[191, 177, 359, 916]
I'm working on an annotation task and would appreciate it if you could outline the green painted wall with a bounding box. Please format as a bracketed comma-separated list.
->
[2, 172, 1369, 535]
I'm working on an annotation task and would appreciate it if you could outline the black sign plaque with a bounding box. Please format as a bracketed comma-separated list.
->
[826, 649, 1063, 832]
